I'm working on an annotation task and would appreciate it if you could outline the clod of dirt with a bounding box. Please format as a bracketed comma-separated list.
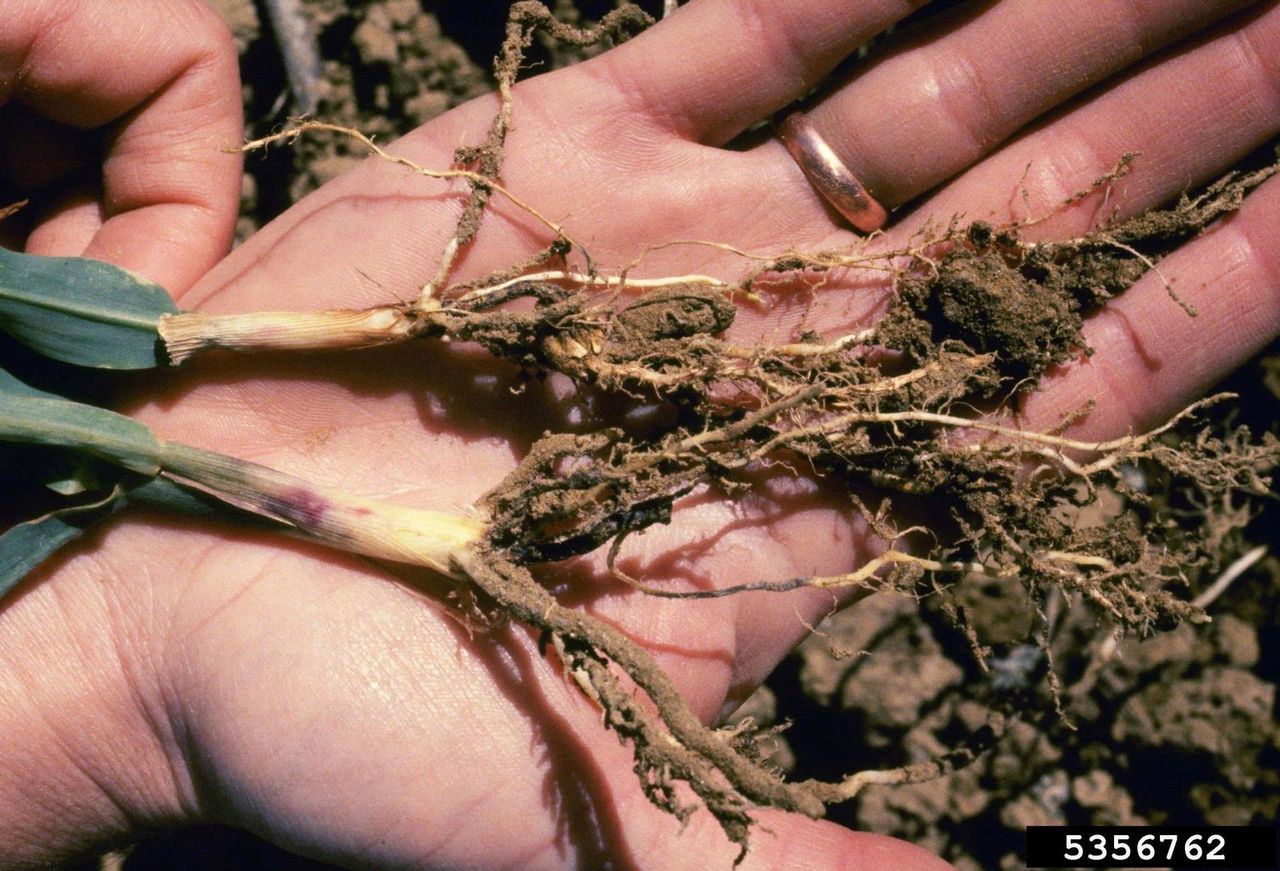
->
[1212, 614, 1260, 667]
[797, 594, 909, 702]
[1113, 665, 1277, 789]
[1112, 623, 1207, 676]
[904, 252, 1084, 385]
[798, 595, 962, 731]
[1071, 770, 1145, 826]
[950, 574, 1035, 645]
[616, 287, 735, 341]
[998, 770, 1068, 828]
[845, 624, 964, 731]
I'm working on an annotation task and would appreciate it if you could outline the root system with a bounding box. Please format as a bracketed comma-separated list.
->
[136, 2, 1280, 858]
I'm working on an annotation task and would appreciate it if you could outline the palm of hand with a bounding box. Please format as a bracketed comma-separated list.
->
[35, 1, 1280, 867]
[116, 71, 893, 869]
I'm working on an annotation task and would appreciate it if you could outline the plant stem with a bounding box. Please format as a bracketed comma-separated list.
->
[159, 306, 427, 364]
[1, 393, 484, 578]
[157, 442, 484, 578]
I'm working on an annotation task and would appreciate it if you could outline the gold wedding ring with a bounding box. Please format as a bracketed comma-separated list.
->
[776, 111, 888, 234]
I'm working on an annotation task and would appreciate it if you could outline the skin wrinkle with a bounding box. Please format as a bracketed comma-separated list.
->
[412, 798, 490, 870]
[926, 38, 1004, 159]
[1110, 0, 1161, 58]
[172, 542, 292, 649]
[1233, 195, 1280, 320]
[46, 570, 167, 799]
[106, 85, 233, 187]
[1014, 125, 1118, 231]
[8, 1, 79, 112]
[507, 96, 710, 250]
[4, 594, 140, 840]
[377, 627, 600, 869]
[141, 380, 287, 446]
[581, 45, 686, 142]
[1051, 312, 1146, 436]
[1230, 20, 1280, 118]
[500, 89, 704, 239]
[102, 137, 220, 208]
[1173, 13, 1280, 128]
[177, 190, 462, 311]
[77, 528, 227, 819]
[322, 757, 451, 871]
[204, 568, 545, 860]
[95, 560, 193, 821]
[137, 355, 469, 451]
[151, 605, 208, 820]
[731, 0, 814, 116]
[333, 590, 466, 724]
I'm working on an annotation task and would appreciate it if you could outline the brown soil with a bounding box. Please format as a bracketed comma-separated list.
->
[107, 3, 1280, 869]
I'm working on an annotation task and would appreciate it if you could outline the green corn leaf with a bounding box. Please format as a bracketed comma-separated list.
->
[0, 248, 178, 368]
[0, 476, 282, 603]
[0, 371, 287, 601]
[0, 367, 149, 598]
[0, 488, 131, 600]
[1, 365, 161, 474]
[0, 364, 63, 400]
[128, 476, 288, 535]
[1, 368, 114, 492]
[0, 393, 162, 475]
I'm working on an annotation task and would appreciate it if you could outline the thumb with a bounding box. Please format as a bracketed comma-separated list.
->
[3, 0, 242, 295]
[631, 803, 955, 870]
[737, 813, 955, 871]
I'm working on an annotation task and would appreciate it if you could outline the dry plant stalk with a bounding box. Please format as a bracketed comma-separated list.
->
[135, 2, 1280, 858]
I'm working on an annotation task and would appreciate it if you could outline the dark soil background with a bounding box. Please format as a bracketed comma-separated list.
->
[87, 2, 1279, 868]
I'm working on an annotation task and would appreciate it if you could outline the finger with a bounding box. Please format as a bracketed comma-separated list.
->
[1, 0, 243, 294]
[914, 0, 1280, 237]
[1022, 170, 1280, 440]
[779, 0, 1280, 339]
[798, 0, 1259, 209]
[738, 816, 953, 871]
[23, 186, 102, 256]
[581, 0, 929, 144]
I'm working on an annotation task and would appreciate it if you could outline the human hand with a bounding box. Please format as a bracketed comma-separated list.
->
[0, 0, 242, 293]
[4, 0, 1279, 868]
